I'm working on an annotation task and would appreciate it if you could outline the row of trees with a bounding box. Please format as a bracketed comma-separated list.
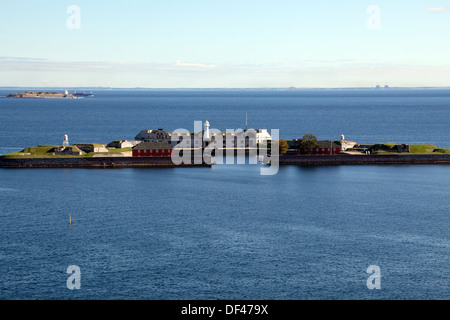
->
[277, 134, 319, 155]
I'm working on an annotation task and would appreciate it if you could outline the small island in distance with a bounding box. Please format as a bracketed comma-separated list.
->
[6, 91, 76, 99]
[4, 90, 93, 99]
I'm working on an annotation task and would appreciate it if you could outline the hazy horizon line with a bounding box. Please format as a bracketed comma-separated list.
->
[1, 86, 450, 90]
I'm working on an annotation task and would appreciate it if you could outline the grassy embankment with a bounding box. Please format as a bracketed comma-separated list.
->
[370, 143, 450, 154]
[1, 145, 132, 158]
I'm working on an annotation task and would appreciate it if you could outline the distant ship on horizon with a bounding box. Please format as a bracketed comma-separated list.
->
[375, 83, 389, 89]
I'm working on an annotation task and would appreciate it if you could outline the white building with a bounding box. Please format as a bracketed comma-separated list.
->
[134, 121, 272, 148]
[340, 134, 357, 151]
[254, 129, 272, 144]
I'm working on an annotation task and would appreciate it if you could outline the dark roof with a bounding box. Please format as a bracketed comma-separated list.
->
[133, 142, 173, 150]
[285, 140, 341, 149]
[316, 141, 341, 149]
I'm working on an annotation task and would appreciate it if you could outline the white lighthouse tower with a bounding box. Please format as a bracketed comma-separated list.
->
[203, 120, 211, 148]
[63, 134, 69, 146]
[204, 120, 210, 139]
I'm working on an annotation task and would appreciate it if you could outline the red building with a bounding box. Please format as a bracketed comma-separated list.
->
[298, 140, 341, 155]
[132, 142, 173, 157]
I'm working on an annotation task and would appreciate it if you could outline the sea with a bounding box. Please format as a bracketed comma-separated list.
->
[0, 88, 449, 300]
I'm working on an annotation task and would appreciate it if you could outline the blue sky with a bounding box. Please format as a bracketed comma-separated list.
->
[1, 0, 449, 88]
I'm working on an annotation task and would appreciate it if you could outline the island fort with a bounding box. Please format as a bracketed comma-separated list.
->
[1, 120, 449, 168]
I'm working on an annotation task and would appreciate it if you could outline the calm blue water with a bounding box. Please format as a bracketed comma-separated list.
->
[0, 89, 449, 300]
[0, 89, 450, 154]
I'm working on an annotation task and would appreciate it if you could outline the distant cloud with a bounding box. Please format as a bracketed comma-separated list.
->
[0, 59, 169, 72]
[0, 56, 48, 61]
[2, 58, 450, 88]
[425, 7, 450, 12]
[0, 58, 219, 74]
[175, 61, 217, 68]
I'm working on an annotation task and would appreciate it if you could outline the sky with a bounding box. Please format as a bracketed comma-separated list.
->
[0, 0, 449, 88]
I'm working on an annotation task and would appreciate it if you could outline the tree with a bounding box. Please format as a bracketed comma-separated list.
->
[295, 134, 319, 154]
[278, 139, 289, 155]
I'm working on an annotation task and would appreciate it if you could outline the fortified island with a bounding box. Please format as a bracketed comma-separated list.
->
[4, 90, 93, 99]
[1, 122, 450, 168]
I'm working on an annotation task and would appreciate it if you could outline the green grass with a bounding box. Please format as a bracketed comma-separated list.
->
[83, 148, 132, 157]
[2, 145, 86, 158]
[408, 144, 438, 154]
[372, 143, 397, 151]
[2, 151, 35, 158]
[370, 143, 398, 154]
[2, 145, 133, 158]
[22, 146, 55, 155]
[371, 143, 444, 154]
[372, 144, 438, 154]
[107, 147, 132, 153]
[2, 152, 84, 158]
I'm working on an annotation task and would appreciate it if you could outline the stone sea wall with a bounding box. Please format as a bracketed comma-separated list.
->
[2, 154, 450, 168]
[277, 154, 450, 165]
[0, 156, 211, 168]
